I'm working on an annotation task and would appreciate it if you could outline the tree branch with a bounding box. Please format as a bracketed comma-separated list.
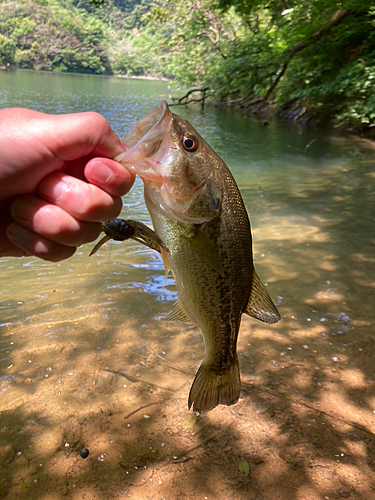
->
[197, 25, 227, 59]
[170, 87, 211, 104]
[282, 9, 350, 58]
[254, 57, 291, 112]
[254, 9, 351, 111]
[169, 94, 214, 106]
[170, 87, 213, 110]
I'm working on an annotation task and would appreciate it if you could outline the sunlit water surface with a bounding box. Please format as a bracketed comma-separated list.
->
[0, 70, 374, 497]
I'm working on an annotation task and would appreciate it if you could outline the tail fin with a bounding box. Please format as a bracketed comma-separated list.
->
[188, 356, 240, 412]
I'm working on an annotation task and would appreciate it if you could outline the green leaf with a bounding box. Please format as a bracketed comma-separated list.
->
[238, 460, 250, 476]
[182, 415, 197, 430]
[21, 482, 27, 489]
[143, 414, 151, 419]
[257, 401, 270, 413]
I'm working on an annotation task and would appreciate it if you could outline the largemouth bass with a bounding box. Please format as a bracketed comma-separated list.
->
[94, 101, 280, 412]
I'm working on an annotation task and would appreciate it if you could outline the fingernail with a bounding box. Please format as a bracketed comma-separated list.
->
[6, 222, 31, 246]
[89, 161, 114, 184]
[39, 175, 68, 203]
[49, 179, 68, 202]
[10, 198, 33, 222]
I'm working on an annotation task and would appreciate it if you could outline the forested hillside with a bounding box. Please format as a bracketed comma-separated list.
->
[0, 0, 168, 76]
[1, 0, 374, 131]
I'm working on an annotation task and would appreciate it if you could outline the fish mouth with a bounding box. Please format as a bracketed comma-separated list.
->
[114, 101, 173, 181]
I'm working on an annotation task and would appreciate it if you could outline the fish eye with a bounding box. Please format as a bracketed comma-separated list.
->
[182, 136, 199, 152]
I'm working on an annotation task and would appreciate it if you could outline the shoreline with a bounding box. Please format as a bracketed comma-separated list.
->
[0, 66, 170, 81]
[115, 74, 170, 82]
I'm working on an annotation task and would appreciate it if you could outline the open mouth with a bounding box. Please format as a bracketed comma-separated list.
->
[114, 101, 173, 169]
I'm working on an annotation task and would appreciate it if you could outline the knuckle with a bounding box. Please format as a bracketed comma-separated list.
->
[85, 112, 112, 134]
[80, 186, 119, 221]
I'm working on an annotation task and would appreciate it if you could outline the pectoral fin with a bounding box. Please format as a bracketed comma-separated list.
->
[164, 299, 193, 323]
[244, 269, 281, 324]
[182, 228, 225, 277]
[161, 247, 172, 279]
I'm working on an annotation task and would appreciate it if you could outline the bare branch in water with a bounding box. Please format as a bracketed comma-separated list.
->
[170, 87, 212, 110]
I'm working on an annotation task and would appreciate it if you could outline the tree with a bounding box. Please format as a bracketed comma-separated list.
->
[147, 0, 375, 129]
[144, 0, 243, 87]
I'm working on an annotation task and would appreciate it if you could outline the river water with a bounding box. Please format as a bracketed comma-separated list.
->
[0, 70, 374, 499]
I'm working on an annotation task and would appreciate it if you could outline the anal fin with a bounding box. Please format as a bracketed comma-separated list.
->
[244, 268, 281, 324]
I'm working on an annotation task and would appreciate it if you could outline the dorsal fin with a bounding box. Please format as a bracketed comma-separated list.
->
[244, 269, 281, 324]
[164, 299, 193, 323]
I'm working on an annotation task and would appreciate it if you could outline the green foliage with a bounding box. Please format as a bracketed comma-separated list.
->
[0, 0, 165, 76]
[182, 415, 197, 429]
[145, 0, 242, 88]
[276, 3, 375, 128]
[108, 30, 166, 76]
[148, 0, 375, 130]
[0, 0, 108, 72]
[0, 34, 16, 64]
[238, 460, 250, 476]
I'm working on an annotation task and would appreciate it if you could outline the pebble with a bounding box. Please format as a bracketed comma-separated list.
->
[80, 448, 89, 459]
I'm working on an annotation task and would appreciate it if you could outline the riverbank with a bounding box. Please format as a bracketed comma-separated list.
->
[167, 87, 375, 140]
[0, 66, 170, 81]
[115, 74, 170, 82]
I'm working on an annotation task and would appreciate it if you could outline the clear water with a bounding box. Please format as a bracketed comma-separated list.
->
[0, 70, 374, 497]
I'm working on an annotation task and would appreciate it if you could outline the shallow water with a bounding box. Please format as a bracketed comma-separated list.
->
[0, 70, 374, 499]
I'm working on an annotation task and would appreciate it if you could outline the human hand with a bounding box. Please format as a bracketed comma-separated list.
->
[0, 108, 134, 261]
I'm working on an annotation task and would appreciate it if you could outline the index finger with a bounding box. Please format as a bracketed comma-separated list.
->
[48, 112, 125, 161]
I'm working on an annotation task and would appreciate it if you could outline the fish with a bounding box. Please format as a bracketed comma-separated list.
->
[93, 101, 280, 412]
